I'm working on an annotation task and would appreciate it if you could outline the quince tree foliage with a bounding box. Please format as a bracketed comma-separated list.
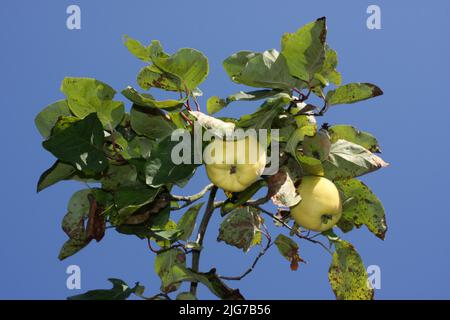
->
[35, 17, 387, 300]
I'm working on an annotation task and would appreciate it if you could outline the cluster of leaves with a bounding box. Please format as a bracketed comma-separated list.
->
[36, 17, 387, 300]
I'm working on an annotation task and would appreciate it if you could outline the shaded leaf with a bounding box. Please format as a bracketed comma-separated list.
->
[68, 278, 140, 300]
[220, 179, 267, 216]
[326, 83, 383, 106]
[302, 129, 332, 161]
[177, 202, 204, 241]
[130, 105, 176, 140]
[101, 164, 138, 191]
[37, 161, 76, 192]
[313, 45, 341, 86]
[335, 179, 387, 239]
[328, 240, 374, 300]
[169, 267, 245, 300]
[154, 248, 186, 293]
[145, 134, 198, 188]
[35, 100, 72, 138]
[122, 86, 185, 111]
[237, 95, 289, 130]
[43, 113, 107, 173]
[111, 186, 160, 225]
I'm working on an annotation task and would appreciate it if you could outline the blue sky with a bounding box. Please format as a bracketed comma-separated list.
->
[1, 0, 449, 299]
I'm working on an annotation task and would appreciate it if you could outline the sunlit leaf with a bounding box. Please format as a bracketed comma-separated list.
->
[328, 240, 374, 300]
[326, 83, 383, 106]
[281, 17, 327, 82]
[335, 179, 387, 239]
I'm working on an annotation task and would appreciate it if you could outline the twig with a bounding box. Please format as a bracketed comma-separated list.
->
[220, 235, 273, 281]
[170, 184, 214, 210]
[147, 293, 171, 300]
[180, 111, 193, 125]
[315, 100, 329, 116]
[252, 205, 333, 255]
[192, 94, 201, 112]
[147, 238, 188, 254]
[190, 186, 218, 296]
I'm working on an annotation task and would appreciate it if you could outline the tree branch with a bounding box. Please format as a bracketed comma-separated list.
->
[252, 205, 333, 255]
[171, 184, 214, 210]
[190, 186, 218, 296]
[220, 237, 273, 281]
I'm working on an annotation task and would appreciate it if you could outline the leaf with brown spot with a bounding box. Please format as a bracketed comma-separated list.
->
[274, 234, 305, 270]
[217, 207, 261, 252]
[328, 240, 374, 300]
[335, 179, 387, 239]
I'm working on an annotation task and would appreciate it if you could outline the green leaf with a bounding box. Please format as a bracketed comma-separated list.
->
[328, 240, 374, 300]
[328, 125, 381, 153]
[68, 278, 140, 300]
[326, 83, 383, 106]
[206, 89, 281, 114]
[274, 234, 303, 270]
[35, 100, 72, 138]
[122, 86, 185, 111]
[223, 51, 256, 79]
[217, 207, 261, 252]
[123, 35, 150, 61]
[152, 47, 209, 91]
[223, 49, 302, 89]
[137, 65, 181, 91]
[220, 179, 267, 216]
[237, 94, 289, 130]
[281, 17, 327, 82]
[130, 105, 176, 140]
[116, 206, 170, 238]
[42, 113, 108, 173]
[335, 179, 387, 239]
[154, 248, 187, 293]
[313, 46, 341, 86]
[37, 161, 76, 192]
[152, 220, 183, 246]
[111, 186, 160, 225]
[323, 139, 389, 180]
[101, 164, 138, 191]
[60, 77, 125, 129]
[176, 292, 197, 300]
[177, 203, 204, 241]
[144, 134, 198, 188]
[285, 115, 317, 158]
[168, 267, 245, 300]
[59, 237, 89, 261]
[302, 129, 331, 161]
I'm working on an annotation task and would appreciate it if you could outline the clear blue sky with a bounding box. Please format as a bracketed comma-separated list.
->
[1, 0, 449, 299]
